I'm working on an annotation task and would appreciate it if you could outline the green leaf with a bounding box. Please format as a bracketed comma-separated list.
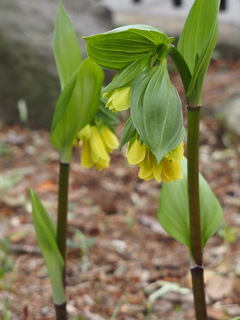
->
[84, 24, 174, 70]
[177, 0, 220, 105]
[158, 159, 223, 248]
[131, 60, 185, 163]
[95, 98, 119, 132]
[29, 189, 65, 305]
[103, 54, 151, 94]
[50, 58, 104, 163]
[119, 117, 137, 150]
[54, 1, 82, 89]
[168, 46, 192, 95]
[187, 27, 218, 105]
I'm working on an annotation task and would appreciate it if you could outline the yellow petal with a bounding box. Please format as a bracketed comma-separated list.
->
[139, 170, 154, 180]
[90, 126, 110, 164]
[137, 149, 152, 178]
[152, 157, 163, 183]
[100, 126, 119, 152]
[138, 161, 152, 180]
[165, 142, 184, 162]
[96, 159, 109, 171]
[161, 158, 183, 182]
[127, 139, 147, 165]
[77, 124, 92, 141]
[81, 140, 94, 168]
[106, 87, 131, 112]
[145, 174, 155, 180]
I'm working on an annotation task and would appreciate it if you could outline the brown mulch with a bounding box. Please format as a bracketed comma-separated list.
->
[0, 58, 240, 320]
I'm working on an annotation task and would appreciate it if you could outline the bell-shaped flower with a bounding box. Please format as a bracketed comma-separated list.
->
[77, 124, 92, 140]
[77, 124, 119, 171]
[100, 125, 119, 153]
[127, 138, 184, 183]
[104, 86, 131, 112]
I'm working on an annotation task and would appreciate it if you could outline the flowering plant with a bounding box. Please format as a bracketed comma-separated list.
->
[29, 2, 119, 319]
[85, 26, 185, 184]
[28, 0, 224, 319]
[84, 0, 223, 319]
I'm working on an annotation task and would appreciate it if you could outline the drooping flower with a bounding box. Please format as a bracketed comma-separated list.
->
[100, 125, 119, 153]
[103, 86, 131, 112]
[77, 124, 119, 170]
[127, 138, 184, 183]
[77, 124, 92, 140]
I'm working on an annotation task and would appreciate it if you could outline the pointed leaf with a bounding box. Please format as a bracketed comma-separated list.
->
[51, 68, 79, 133]
[95, 98, 119, 132]
[131, 60, 185, 163]
[84, 24, 174, 70]
[158, 159, 223, 248]
[187, 26, 218, 105]
[103, 54, 151, 94]
[177, 0, 220, 105]
[119, 117, 137, 150]
[50, 58, 104, 163]
[29, 189, 65, 305]
[54, 2, 82, 89]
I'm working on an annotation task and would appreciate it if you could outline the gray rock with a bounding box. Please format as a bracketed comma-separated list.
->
[0, 0, 112, 129]
[217, 95, 240, 148]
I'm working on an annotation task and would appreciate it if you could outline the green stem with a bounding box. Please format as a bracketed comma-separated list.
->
[187, 106, 207, 320]
[55, 162, 70, 320]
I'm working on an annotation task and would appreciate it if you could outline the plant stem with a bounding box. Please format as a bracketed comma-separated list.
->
[187, 107, 202, 265]
[191, 265, 207, 320]
[187, 106, 207, 320]
[55, 162, 70, 320]
[55, 302, 67, 320]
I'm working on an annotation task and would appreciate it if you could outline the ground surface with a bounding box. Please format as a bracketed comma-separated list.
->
[0, 58, 240, 320]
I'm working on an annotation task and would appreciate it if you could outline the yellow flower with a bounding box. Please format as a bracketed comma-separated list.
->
[127, 139, 184, 183]
[100, 125, 119, 152]
[78, 124, 119, 171]
[77, 124, 91, 140]
[104, 86, 131, 112]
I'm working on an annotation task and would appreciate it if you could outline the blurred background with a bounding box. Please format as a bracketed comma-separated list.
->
[0, 0, 239, 129]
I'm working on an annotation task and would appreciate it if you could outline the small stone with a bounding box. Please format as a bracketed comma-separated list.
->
[40, 305, 51, 316]
[226, 304, 240, 317]
[67, 302, 78, 315]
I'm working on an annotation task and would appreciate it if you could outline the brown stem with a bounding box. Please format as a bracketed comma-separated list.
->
[54, 302, 67, 320]
[55, 162, 70, 320]
[191, 266, 207, 320]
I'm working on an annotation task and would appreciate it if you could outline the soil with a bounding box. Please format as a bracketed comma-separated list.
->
[0, 58, 240, 320]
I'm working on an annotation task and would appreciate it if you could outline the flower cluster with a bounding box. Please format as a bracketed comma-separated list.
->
[76, 124, 119, 171]
[104, 83, 184, 183]
[98, 46, 186, 184]
[84, 25, 185, 183]
[127, 139, 184, 183]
